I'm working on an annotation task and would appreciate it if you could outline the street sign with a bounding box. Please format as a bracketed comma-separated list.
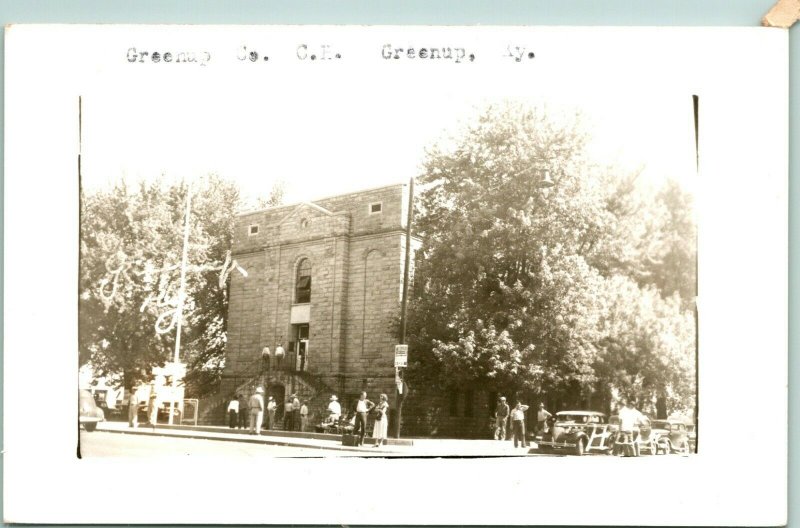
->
[395, 368, 404, 394]
[394, 344, 408, 367]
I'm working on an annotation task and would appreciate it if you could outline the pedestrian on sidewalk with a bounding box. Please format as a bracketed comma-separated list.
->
[494, 396, 510, 441]
[127, 388, 139, 428]
[300, 401, 309, 432]
[353, 391, 375, 446]
[227, 395, 239, 429]
[266, 396, 277, 430]
[147, 387, 158, 428]
[327, 395, 341, 423]
[249, 387, 265, 435]
[284, 397, 294, 430]
[238, 393, 248, 430]
[536, 403, 552, 437]
[291, 394, 301, 431]
[511, 401, 530, 448]
[372, 393, 389, 448]
[617, 398, 644, 457]
[261, 346, 271, 374]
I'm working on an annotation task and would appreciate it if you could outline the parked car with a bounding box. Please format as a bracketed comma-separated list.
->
[650, 419, 691, 454]
[686, 423, 697, 452]
[79, 389, 104, 432]
[537, 411, 613, 456]
[136, 402, 182, 424]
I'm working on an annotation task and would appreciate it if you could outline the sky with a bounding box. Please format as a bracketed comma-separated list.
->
[80, 77, 697, 210]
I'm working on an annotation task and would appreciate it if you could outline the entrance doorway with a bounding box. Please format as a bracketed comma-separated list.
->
[292, 324, 309, 372]
[268, 383, 286, 424]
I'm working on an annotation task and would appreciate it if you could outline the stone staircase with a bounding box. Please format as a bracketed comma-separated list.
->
[198, 362, 337, 428]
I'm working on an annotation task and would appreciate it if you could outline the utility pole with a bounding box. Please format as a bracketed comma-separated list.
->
[395, 177, 414, 438]
[167, 185, 192, 425]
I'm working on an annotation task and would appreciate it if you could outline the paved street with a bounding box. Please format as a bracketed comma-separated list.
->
[84, 422, 693, 459]
[79, 430, 370, 458]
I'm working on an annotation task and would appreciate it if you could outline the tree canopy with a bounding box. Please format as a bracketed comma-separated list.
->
[79, 175, 242, 395]
[407, 102, 696, 415]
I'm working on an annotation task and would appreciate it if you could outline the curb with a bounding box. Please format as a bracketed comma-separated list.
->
[96, 425, 401, 454]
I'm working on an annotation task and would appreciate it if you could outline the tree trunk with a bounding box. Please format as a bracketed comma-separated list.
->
[656, 395, 667, 419]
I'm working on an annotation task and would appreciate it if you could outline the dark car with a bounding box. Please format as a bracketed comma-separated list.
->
[79, 389, 105, 432]
[686, 423, 697, 452]
[650, 419, 691, 454]
[537, 411, 613, 456]
[136, 402, 182, 424]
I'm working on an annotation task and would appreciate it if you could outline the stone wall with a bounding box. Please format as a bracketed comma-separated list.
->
[222, 183, 414, 425]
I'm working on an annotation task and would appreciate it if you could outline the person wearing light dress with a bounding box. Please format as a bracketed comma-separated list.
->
[372, 393, 390, 448]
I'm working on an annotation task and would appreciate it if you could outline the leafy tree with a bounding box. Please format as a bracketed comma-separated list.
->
[406, 101, 696, 415]
[79, 175, 241, 395]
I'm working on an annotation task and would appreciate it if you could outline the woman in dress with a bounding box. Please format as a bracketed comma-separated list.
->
[373, 393, 389, 448]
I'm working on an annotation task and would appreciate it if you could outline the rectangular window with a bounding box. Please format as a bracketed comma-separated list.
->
[449, 392, 459, 417]
[369, 202, 382, 214]
[248, 224, 259, 236]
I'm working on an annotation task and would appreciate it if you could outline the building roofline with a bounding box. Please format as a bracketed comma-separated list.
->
[236, 181, 409, 218]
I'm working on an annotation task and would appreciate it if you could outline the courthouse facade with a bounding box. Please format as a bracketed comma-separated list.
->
[220, 183, 420, 426]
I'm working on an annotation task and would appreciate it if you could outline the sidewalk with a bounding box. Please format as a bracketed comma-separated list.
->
[97, 421, 534, 457]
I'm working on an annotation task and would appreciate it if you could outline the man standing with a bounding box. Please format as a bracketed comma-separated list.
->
[248, 387, 265, 435]
[291, 394, 301, 431]
[510, 401, 530, 448]
[618, 398, 643, 456]
[266, 396, 277, 430]
[147, 386, 159, 428]
[127, 388, 139, 428]
[227, 395, 240, 429]
[353, 391, 375, 446]
[327, 395, 342, 422]
[300, 401, 309, 432]
[284, 397, 294, 431]
[494, 396, 510, 440]
[536, 403, 552, 437]
[237, 393, 249, 430]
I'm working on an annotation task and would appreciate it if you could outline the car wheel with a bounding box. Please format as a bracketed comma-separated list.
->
[661, 439, 673, 454]
[575, 438, 585, 456]
[84, 422, 97, 432]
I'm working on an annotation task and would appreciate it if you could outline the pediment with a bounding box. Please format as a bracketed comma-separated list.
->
[277, 201, 335, 226]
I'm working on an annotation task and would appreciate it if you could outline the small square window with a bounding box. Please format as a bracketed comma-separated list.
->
[248, 225, 259, 236]
[369, 202, 382, 214]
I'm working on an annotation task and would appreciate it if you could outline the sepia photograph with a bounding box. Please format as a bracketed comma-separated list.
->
[4, 24, 787, 525]
[76, 86, 699, 459]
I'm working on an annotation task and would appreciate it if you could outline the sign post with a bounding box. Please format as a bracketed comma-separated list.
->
[394, 344, 408, 368]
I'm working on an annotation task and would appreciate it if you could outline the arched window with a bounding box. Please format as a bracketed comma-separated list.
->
[295, 259, 311, 303]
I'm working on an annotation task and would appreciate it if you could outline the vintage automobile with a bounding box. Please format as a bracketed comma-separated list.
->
[686, 423, 697, 452]
[537, 411, 613, 456]
[79, 389, 105, 432]
[650, 419, 691, 454]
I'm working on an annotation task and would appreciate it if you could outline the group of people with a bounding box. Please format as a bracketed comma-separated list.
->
[127, 386, 161, 429]
[320, 391, 390, 447]
[226, 389, 389, 447]
[493, 396, 552, 448]
[226, 388, 309, 435]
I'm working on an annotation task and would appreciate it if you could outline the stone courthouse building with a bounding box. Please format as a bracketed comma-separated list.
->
[219, 183, 421, 429]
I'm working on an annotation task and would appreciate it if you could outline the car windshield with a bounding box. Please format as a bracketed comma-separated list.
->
[557, 414, 603, 424]
[652, 421, 669, 429]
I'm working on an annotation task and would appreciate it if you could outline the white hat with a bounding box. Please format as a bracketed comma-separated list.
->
[256, 387, 264, 394]
[330, 395, 338, 401]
